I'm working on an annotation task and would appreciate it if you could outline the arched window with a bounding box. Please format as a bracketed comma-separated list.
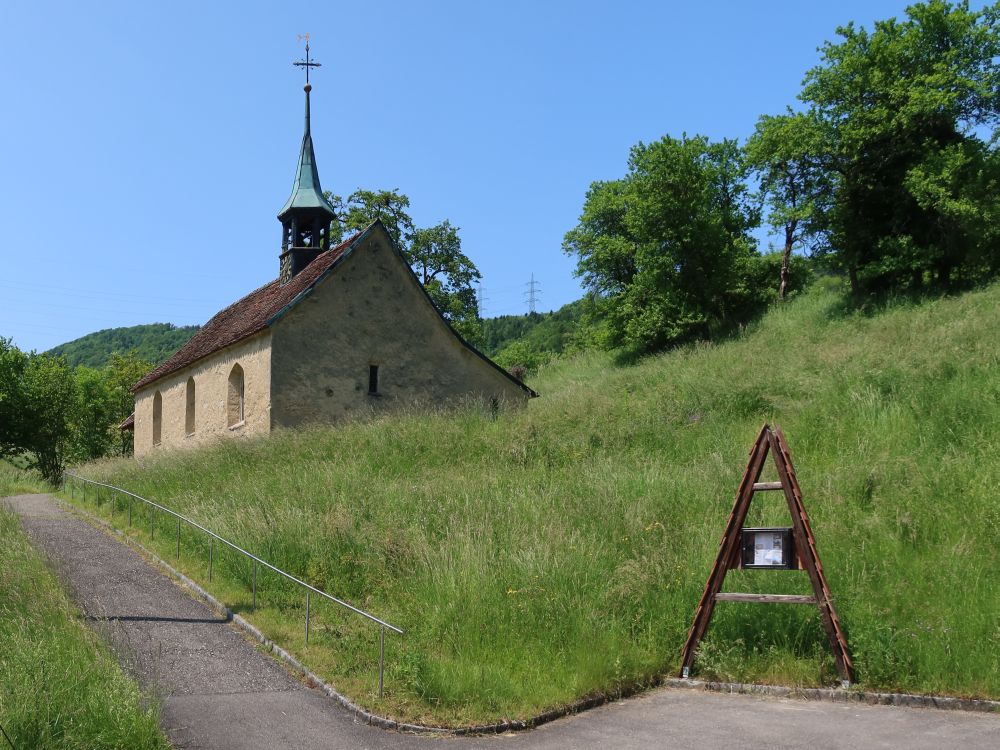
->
[185, 377, 196, 435]
[152, 391, 162, 446]
[227, 364, 245, 427]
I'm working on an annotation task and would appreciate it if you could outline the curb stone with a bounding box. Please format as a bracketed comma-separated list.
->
[660, 679, 1000, 714]
[53, 494, 1000, 736]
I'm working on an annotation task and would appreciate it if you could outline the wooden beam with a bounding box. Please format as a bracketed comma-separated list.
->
[752, 481, 784, 491]
[715, 593, 816, 604]
[679, 425, 772, 676]
[770, 426, 855, 683]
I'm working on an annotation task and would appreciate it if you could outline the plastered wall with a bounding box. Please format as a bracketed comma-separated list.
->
[133, 332, 272, 458]
[269, 230, 529, 428]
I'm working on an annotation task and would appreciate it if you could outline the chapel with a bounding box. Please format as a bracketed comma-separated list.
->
[128, 49, 534, 458]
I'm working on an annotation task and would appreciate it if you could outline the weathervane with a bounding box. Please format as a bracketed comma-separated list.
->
[294, 34, 321, 85]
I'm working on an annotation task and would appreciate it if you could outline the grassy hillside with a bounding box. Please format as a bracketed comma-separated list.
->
[0, 464, 169, 748]
[47, 323, 199, 368]
[67, 278, 1000, 724]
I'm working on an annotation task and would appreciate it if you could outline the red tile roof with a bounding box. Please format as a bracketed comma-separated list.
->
[119, 412, 135, 430]
[133, 229, 362, 391]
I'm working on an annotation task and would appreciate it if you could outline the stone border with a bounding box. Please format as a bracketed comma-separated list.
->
[55, 496, 1000, 737]
[660, 678, 1000, 714]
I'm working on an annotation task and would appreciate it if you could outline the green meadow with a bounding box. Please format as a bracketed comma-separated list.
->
[65, 279, 1000, 725]
[0, 463, 169, 749]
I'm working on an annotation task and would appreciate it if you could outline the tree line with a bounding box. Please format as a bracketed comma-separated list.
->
[0, 343, 149, 481]
[564, 0, 1000, 356]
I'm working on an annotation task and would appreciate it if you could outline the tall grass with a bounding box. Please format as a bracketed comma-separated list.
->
[0, 461, 46, 497]
[71, 278, 1000, 724]
[0, 503, 169, 748]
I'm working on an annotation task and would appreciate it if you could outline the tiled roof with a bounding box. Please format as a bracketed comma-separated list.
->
[119, 412, 135, 430]
[132, 229, 362, 391]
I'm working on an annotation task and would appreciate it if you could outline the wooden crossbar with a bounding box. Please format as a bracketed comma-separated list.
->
[715, 593, 816, 604]
[752, 481, 784, 491]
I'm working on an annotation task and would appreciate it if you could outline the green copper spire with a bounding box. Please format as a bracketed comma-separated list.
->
[278, 40, 337, 283]
[277, 82, 335, 221]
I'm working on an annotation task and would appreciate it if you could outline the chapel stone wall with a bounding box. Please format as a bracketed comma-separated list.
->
[269, 230, 529, 429]
[133, 332, 272, 458]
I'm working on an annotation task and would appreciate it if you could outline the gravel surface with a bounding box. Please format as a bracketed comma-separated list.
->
[6, 494, 998, 750]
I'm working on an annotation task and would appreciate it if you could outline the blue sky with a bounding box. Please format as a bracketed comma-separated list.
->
[0, 0, 967, 352]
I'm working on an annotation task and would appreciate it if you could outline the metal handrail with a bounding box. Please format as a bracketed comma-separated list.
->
[63, 471, 402, 697]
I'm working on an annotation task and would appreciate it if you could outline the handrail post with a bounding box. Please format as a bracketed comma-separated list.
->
[110, 489, 115, 517]
[252, 561, 258, 611]
[305, 591, 311, 644]
[378, 627, 385, 699]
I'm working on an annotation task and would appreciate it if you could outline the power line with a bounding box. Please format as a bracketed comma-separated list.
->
[524, 273, 541, 313]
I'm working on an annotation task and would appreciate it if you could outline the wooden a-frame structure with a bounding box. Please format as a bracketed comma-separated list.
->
[679, 424, 854, 683]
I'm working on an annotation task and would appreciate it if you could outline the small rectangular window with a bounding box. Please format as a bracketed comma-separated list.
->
[368, 365, 379, 395]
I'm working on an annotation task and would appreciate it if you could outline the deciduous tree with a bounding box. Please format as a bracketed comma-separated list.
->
[746, 111, 833, 298]
[330, 188, 415, 249]
[801, 0, 1000, 296]
[72, 366, 115, 461]
[563, 134, 761, 354]
[22, 353, 78, 482]
[106, 351, 153, 456]
[410, 221, 482, 343]
[0, 338, 29, 458]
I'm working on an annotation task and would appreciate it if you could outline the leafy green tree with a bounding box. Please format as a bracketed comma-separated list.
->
[71, 366, 116, 461]
[410, 221, 483, 343]
[329, 189, 415, 249]
[746, 111, 833, 298]
[801, 0, 1000, 297]
[22, 354, 78, 482]
[563, 134, 761, 354]
[493, 340, 551, 376]
[0, 338, 30, 458]
[329, 189, 484, 344]
[106, 351, 153, 457]
[2, 341, 149, 472]
[903, 138, 1000, 282]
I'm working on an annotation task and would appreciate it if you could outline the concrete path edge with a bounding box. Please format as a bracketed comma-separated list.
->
[53, 495, 1000, 738]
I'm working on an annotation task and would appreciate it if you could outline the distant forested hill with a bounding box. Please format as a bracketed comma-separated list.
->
[481, 299, 587, 357]
[48, 323, 199, 368]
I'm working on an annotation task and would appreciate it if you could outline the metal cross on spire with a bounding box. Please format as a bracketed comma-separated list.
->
[294, 34, 321, 84]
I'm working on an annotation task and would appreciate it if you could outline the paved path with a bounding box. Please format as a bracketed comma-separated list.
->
[6, 493, 999, 750]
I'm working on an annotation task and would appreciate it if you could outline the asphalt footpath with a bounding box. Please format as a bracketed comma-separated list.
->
[5, 493, 998, 750]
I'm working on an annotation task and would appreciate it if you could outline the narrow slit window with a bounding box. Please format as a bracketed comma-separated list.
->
[152, 391, 162, 446]
[185, 377, 196, 435]
[228, 364, 245, 427]
[368, 364, 379, 395]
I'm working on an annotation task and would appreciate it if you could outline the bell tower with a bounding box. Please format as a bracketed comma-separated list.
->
[277, 38, 336, 284]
